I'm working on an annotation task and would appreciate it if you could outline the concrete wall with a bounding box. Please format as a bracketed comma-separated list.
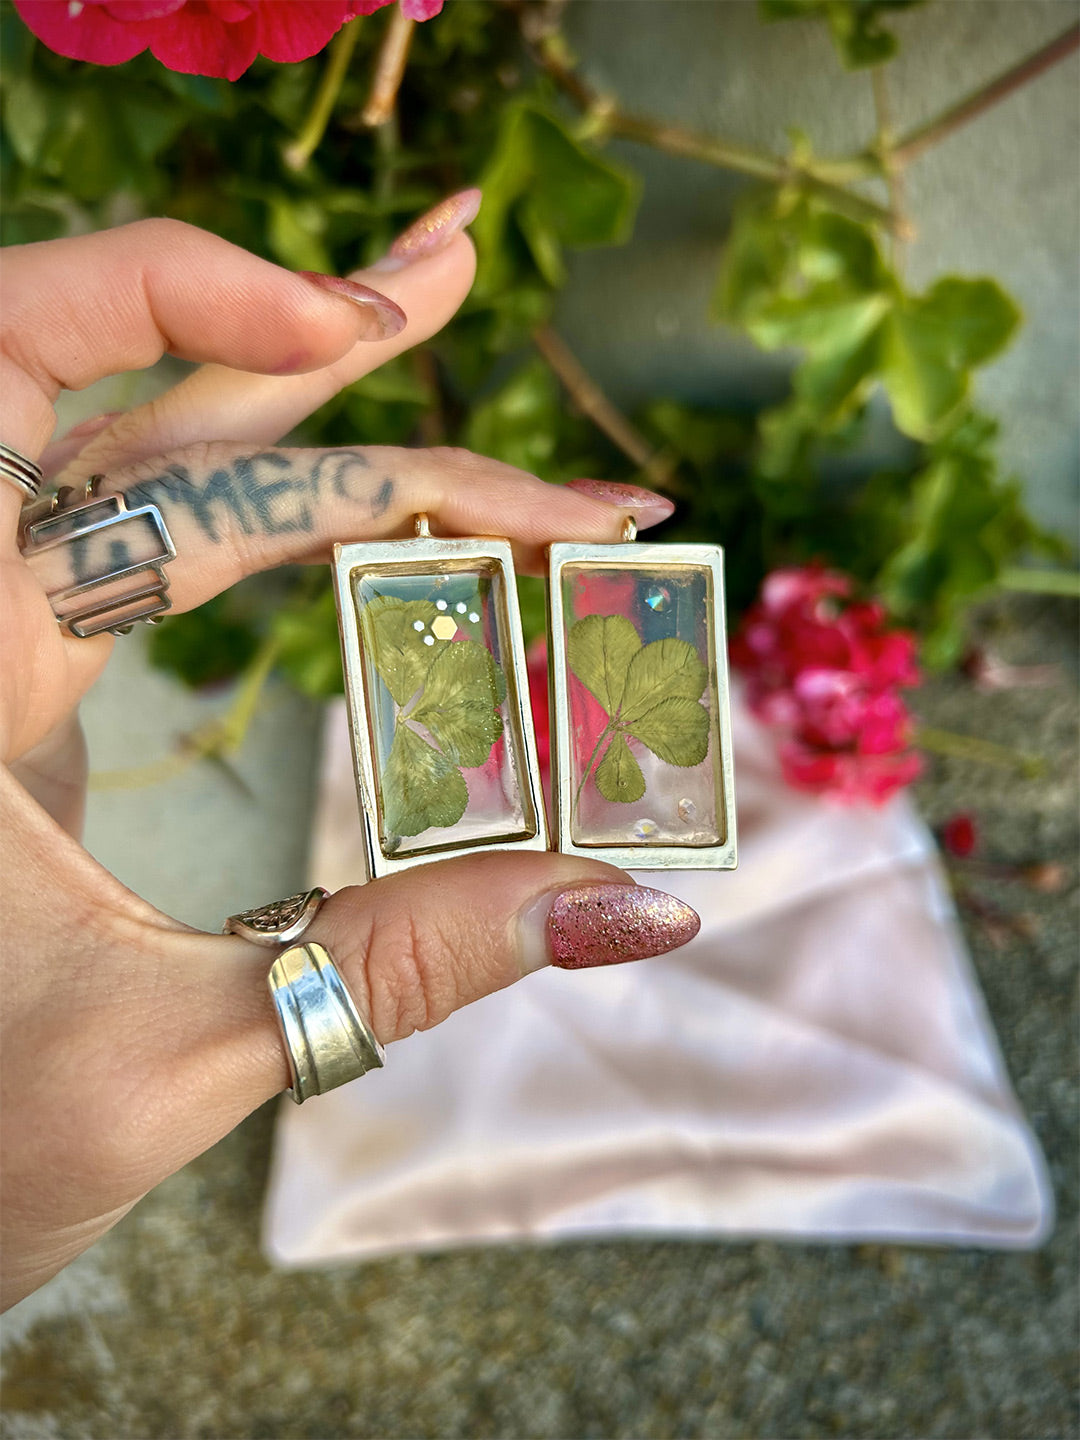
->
[559, 0, 1079, 535]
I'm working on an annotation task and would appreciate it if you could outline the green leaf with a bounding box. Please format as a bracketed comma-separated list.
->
[58, 91, 127, 202]
[463, 358, 561, 476]
[272, 587, 344, 698]
[361, 596, 439, 706]
[411, 640, 504, 768]
[880, 279, 1021, 440]
[759, 0, 924, 69]
[381, 723, 469, 838]
[594, 734, 646, 803]
[880, 304, 968, 439]
[472, 103, 640, 301]
[747, 292, 889, 357]
[566, 614, 641, 717]
[2, 75, 54, 166]
[267, 195, 332, 274]
[625, 695, 710, 768]
[619, 637, 708, 725]
[912, 277, 1021, 368]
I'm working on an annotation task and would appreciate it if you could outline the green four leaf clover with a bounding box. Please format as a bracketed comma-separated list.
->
[362, 595, 505, 840]
[567, 614, 710, 808]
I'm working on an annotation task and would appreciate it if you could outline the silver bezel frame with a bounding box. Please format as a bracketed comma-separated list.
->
[546, 541, 738, 870]
[333, 537, 549, 881]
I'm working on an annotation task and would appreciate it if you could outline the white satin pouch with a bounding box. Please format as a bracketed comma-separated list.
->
[262, 691, 1052, 1264]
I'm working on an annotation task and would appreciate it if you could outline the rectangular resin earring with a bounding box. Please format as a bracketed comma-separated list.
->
[333, 516, 548, 880]
[546, 521, 737, 869]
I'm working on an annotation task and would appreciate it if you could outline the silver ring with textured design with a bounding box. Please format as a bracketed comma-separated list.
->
[223, 887, 330, 948]
[0, 443, 44, 502]
[268, 942, 386, 1104]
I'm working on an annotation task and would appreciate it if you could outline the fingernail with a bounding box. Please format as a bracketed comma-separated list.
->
[370, 187, 482, 272]
[66, 411, 123, 440]
[520, 883, 700, 974]
[297, 272, 407, 340]
[568, 478, 675, 525]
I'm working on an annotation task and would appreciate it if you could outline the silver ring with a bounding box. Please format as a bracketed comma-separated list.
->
[223, 887, 330, 947]
[19, 474, 177, 638]
[268, 942, 385, 1104]
[0, 443, 44, 502]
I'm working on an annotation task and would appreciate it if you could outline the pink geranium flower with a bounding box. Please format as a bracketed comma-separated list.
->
[15, 0, 444, 82]
[732, 564, 922, 806]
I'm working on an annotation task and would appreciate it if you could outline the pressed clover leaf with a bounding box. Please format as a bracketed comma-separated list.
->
[626, 696, 710, 767]
[620, 638, 709, 724]
[361, 594, 440, 706]
[411, 640, 504, 767]
[594, 732, 646, 804]
[567, 615, 711, 810]
[566, 613, 640, 715]
[381, 723, 469, 839]
[362, 598, 507, 843]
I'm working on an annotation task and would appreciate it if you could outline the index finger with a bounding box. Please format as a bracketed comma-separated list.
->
[0, 218, 407, 524]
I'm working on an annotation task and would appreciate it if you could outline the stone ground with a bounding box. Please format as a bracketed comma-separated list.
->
[1, 593, 1076, 1440]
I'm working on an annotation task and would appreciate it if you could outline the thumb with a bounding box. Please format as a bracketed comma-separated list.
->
[123, 854, 701, 1199]
[176, 853, 701, 1128]
[2, 804, 700, 1306]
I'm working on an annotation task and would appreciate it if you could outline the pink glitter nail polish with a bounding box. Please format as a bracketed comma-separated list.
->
[371, 188, 482, 271]
[567, 478, 675, 523]
[547, 884, 700, 969]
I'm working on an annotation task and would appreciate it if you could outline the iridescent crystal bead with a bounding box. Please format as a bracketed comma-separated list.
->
[632, 818, 660, 841]
[644, 585, 670, 613]
[677, 798, 697, 824]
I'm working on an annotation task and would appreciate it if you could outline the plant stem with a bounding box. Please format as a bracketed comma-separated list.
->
[999, 567, 1080, 598]
[528, 27, 903, 233]
[890, 21, 1079, 166]
[89, 637, 282, 791]
[362, 8, 416, 128]
[572, 719, 617, 823]
[871, 65, 907, 270]
[283, 18, 363, 171]
[916, 724, 1045, 778]
[532, 324, 682, 493]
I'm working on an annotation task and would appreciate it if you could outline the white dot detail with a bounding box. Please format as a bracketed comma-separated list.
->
[423, 635, 435, 646]
[455, 602, 467, 614]
[468, 612, 480, 624]
[436, 600, 448, 611]
[412, 620, 425, 631]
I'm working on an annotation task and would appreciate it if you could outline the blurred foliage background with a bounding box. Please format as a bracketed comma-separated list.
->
[1, 0, 1074, 697]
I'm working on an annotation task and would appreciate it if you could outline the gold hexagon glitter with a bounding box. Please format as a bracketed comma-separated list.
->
[431, 615, 457, 641]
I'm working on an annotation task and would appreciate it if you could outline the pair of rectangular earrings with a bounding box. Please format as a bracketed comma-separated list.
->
[332, 517, 737, 881]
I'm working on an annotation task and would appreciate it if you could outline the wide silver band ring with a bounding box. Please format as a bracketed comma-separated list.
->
[0, 443, 44, 502]
[223, 887, 330, 948]
[268, 942, 385, 1104]
[19, 475, 177, 638]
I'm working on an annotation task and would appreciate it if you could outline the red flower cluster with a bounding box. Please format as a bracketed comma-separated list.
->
[15, 0, 443, 82]
[731, 566, 922, 805]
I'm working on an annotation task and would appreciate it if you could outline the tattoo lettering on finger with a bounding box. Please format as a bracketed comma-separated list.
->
[371, 478, 394, 518]
[310, 449, 373, 504]
[119, 448, 383, 549]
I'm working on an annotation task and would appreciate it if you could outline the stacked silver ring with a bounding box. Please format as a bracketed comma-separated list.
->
[0, 443, 44, 502]
[223, 888, 385, 1104]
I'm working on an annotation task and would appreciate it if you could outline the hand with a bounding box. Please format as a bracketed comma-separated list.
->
[0, 201, 697, 1309]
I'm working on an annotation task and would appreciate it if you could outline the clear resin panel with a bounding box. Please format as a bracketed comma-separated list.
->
[351, 562, 538, 860]
[559, 562, 727, 850]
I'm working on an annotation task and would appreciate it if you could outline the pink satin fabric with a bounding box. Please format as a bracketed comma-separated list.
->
[262, 690, 1052, 1265]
